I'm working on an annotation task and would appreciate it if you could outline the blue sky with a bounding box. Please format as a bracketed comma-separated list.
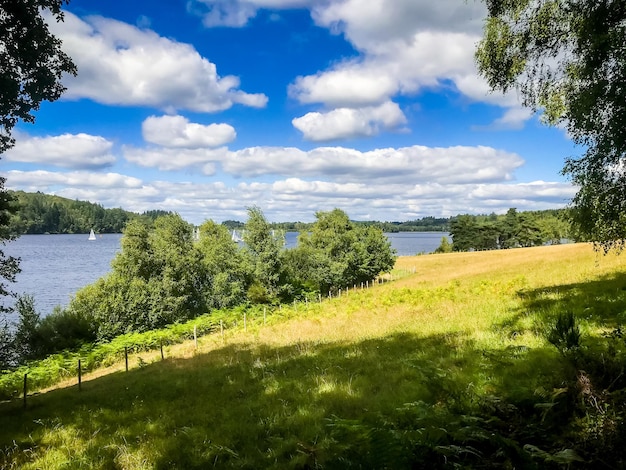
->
[2, 0, 578, 224]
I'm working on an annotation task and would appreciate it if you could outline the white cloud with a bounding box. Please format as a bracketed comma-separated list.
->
[310, 0, 486, 45]
[123, 146, 228, 172]
[284, 1, 528, 134]
[123, 142, 523, 183]
[142, 115, 236, 148]
[4, 133, 116, 169]
[49, 12, 268, 112]
[5, 170, 142, 189]
[483, 107, 535, 130]
[190, 0, 312, 27]
[290, 64, 399, 108]
[220, 144, 523, 184]
[3, 168, 575, 224]
[292, 101, 407, 141]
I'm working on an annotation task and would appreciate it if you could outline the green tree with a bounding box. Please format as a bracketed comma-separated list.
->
[476, 0, 626, 251]
[13, 293, 40, 360]
[433, 236, 453, 253]
[0, 0, 77, 152]
[243, 207, 283, 303]
[450, 215, 480, 252]
[70, 214, 206, 340]
[196, 220, 249, 309]
[0, 191, 20, 312]
[294, 208, 396, 294]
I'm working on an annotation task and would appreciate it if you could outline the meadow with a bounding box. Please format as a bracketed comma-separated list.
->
[1, 243, 625, 468]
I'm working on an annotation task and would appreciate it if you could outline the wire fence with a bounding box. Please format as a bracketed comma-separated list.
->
[3, 268, 417, 408]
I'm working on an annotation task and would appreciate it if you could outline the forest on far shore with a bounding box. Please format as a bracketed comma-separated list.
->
[7, 190, 573, 238]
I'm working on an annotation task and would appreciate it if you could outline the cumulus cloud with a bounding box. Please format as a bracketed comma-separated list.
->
[123, 141, 523, 184]
[5, 170, 142, 189]
[284, 1, 527, 134]
[123, 146, 228, 172]
[221, 144, 524, 184]
[48, 12, 268, 112]
[4, 133, 116, 169]
[476, 107, 535, 131]
[190, 0, 312, 27]
[142, 115, 236, 148]
[3, 168, 575, 224]
[292, 101, 407, 141]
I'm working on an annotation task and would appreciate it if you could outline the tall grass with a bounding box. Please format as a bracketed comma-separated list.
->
[1, 243, 625, 468]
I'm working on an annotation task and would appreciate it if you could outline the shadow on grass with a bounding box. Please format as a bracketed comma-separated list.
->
[0, 330, 572, 469]
[497, 271, 626, 338]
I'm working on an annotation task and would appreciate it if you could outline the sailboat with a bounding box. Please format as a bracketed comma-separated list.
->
[88, 229, 96, 241]
[231, 229, 243, 242]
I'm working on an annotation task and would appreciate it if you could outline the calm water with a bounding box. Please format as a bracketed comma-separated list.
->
[4, 233, 122, 317]
[3, 231, 448, 316]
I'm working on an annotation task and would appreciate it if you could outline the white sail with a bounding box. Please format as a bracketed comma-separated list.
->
[231, 229, 243, 242]
[88, 229, 96, 241]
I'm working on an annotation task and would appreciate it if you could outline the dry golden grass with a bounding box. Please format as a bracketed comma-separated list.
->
[5, 242, 626, 469]
[53, 242, 624, 391]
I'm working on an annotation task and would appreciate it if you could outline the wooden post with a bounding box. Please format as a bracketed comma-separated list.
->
[194, 325, 198, 349]
[23, 374, 27, 409]
[318, 293, 322, 303]
[160, 340, 164, 360]
[78, 359, 82, 391]
[125, 347, 129, 372]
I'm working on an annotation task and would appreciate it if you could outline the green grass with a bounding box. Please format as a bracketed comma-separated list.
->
[1, 243, 626, 468]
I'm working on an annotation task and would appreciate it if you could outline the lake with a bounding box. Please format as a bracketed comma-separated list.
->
[2, 231, 449, 316]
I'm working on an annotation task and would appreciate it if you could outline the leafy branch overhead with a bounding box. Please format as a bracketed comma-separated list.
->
[476, 0, 626, 250]
[0, 0, 77, 154]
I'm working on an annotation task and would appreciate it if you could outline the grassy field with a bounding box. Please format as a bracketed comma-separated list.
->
[1, 243, 626, 468]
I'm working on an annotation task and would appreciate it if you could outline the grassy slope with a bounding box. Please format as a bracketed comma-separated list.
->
[1, 243, 625, 469]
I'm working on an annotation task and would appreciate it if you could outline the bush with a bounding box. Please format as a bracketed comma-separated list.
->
[547, 312, 581, 352]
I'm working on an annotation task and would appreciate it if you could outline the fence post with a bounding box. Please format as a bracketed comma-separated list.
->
[160, 340, 164, 360]
[125, 347, 129, 372]
[194, 325, 198, 349]
[78, 359, 82, 391]
[23, 373, 27, 409]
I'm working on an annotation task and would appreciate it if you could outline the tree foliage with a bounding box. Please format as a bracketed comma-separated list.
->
[7, 190, 157, 234]
[243, 206, 284, 303]
[476, 0, 626, 250]
[196, 220, 249, 309]
[449, 208, 570, 251]
[0, 1, 75, 311]
[290, 208, 396, 294]
[0, 0, 77, 153]
[73, 215, 207, 340]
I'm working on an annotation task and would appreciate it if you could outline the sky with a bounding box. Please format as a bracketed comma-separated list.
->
[2, 0, 579, 224]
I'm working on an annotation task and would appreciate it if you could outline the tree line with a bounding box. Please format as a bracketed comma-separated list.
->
[448, 208, 571, 252]
[7, 191, 170, 234]
[1, 207, 396, 366]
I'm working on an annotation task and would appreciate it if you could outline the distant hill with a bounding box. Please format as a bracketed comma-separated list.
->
[6, 191, 168, 235]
